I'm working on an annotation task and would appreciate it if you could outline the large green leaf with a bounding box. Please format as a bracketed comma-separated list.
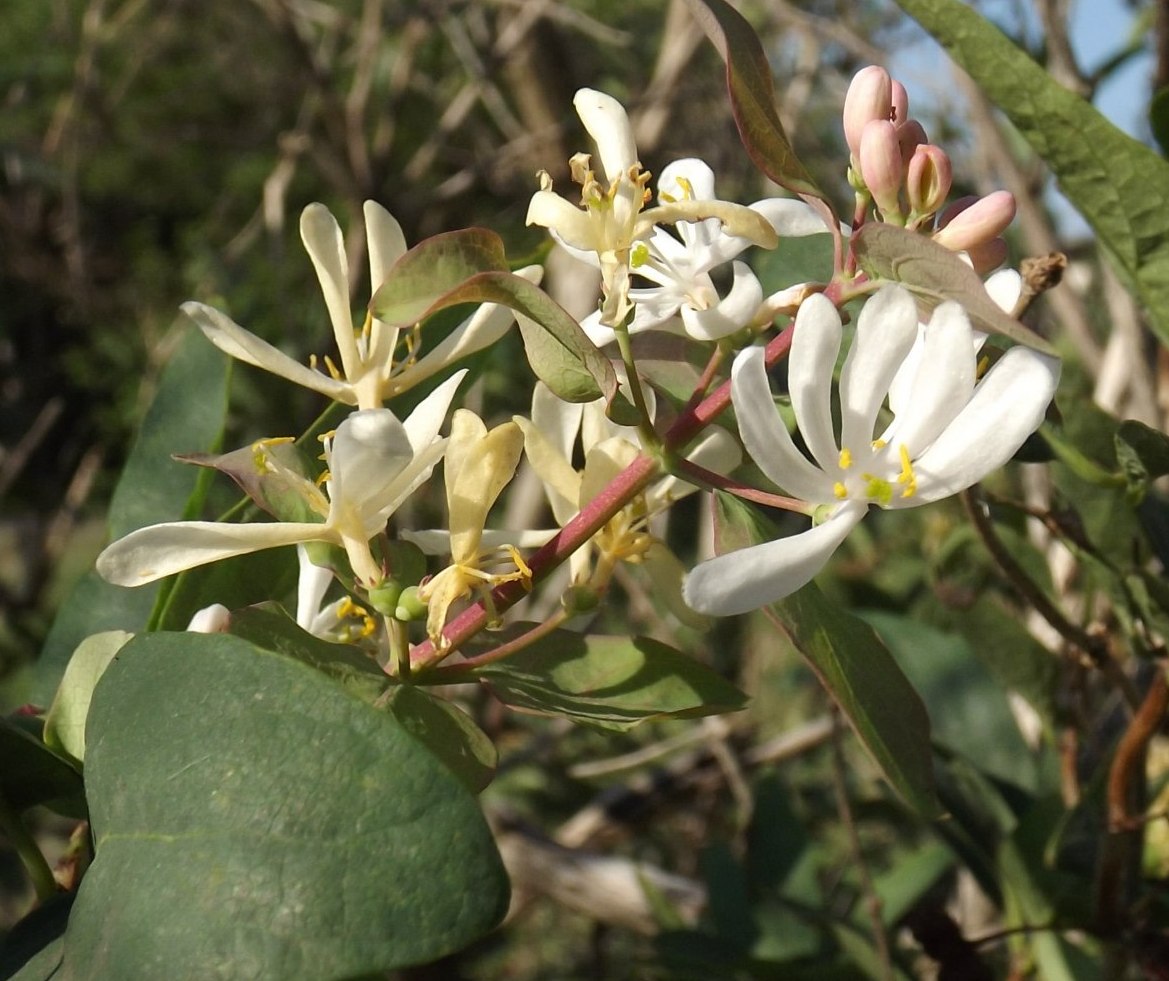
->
[384, 685, 497, 794]
[714, 494, 938, 816]
[893, 0, 1169, 345]
[34, 327, 230, 703]
[682, 0, 825, 201]
[61, 632, 508, 979]
[474, 630, 747, 731]
[369, 227, 618, 405]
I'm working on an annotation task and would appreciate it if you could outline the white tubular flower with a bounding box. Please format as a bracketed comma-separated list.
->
[515, 381, 740, 623]
[684, 286, 1060, 616]
[526, 90, 776, 329]
[96, 372, 465, 589]
[185, 201, 539, 411]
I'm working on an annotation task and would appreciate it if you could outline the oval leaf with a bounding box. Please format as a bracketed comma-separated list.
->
[62, 632, 509, 979]
[475, 631, 747, 731]
[713, 493, 939, 816]
[43, 630, 133, 765]
[853, 223, 1056, 355]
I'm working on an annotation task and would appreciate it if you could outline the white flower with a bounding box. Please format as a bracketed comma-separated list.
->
[96, 372, 465, 589]
[526, 90, 776, 328]
[185, 201, 539, 411]
[515, 381, 741, 624]
[683, 285, 1060, 615]
[573, 159, 830, 346]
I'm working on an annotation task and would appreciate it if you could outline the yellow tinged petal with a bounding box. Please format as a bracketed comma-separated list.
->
[514, 416, 583, 525]
[446, 411, 525, 561]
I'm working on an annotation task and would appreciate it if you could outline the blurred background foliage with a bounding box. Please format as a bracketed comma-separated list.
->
[1, 0, 1165, 977]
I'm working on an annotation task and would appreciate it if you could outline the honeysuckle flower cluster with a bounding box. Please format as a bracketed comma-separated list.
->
[93, 68, 1060, 679]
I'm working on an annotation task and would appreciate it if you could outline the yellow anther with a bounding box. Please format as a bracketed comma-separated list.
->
[360, 309, 373, 340]
[631, 241, 650, 268]
[871, 438, 887, 450]
[976, 355, 990, 379]
[309, 354, 319, 370]
[896, 445, 917, 499]
[674, 175, 695, 200]
[315, 469, 332, 487]
[833, 481, 848, 499]
[505, 544, 533, 581]
[839, 447, 853, 469]
[323, 355, 342, 381]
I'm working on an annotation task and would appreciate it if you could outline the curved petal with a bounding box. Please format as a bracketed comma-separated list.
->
[786, 293, 843, 473]
[984, 268, 1022, 314]
[683, 502, 867, 615]
[364, 200, 408, 290]
[367, 439, 449, 532]
[182, 302, 355, 404]
[526, 192, 597, 252]
[658, 158, 716, 204]
[731, 347, 835, 502]
[748, 198, 834, 238]
[513, 415, 581, 526]
[908, 348, 1060, 504]
[574, 88, 637, 182]
[300, 203, 361, 378]
[839, 285, 918, 454]
[97, 520, 325, 588]
[328, 409, 414, 517]
[531, 380, 585, 463]
[401, 369, 467, 454]
[886, 302, 976, 456]
[680, 262, 762, 340]
[296, 544, 334, 631]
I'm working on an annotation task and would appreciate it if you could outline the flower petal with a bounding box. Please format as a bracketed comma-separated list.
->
[296, 544, 334, 631]
[301, 203, 361, 379]
[182, 302, 354, 404]
[514, 415, 582, 526]
[683, 501, 867, 615]
[984, 268, 1022, 314]
[908, 347, 1060, 504]
[680, 261, 763, 340]
[526, 192, 598, 252]
[364, 200, 407, 291]
[328, 409, 415, 520]
[731, 347, 835, 502]
[749, 198, 834, 238]
[97, 520, 326, 587]
[886, 301, 976, 456]
[786, 292, 844, 473]
[574, 88, 638, 182]
[401, 370, 467, 455]
[838, 285, 918, 453]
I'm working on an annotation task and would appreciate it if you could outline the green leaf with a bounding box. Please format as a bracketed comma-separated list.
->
[385, 686, 497, 794]
[714, 494, 939, 816]
[475, 631, 747, 731]
[1151, 87, 1169, 156]
[1115, 419, 1169, 504]
[0, 716, 83, 816]
[43, 631, 132, 765]
[892, 0, 1169, 346]
[225, 605, 388, 703]
[369, 228, 618, 405]
[62, 632, 508, 979]
[682, 0, 826, 202]
[853, 224, 1055, 355]
[34, 326, 230, 703]
[177, 440, 323, 524]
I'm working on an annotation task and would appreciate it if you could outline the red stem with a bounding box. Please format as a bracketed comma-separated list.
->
[409, 320, 798, 668]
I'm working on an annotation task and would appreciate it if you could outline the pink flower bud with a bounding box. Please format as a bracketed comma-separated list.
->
[897, 119, 928, 164]
[843, 66, 892, 158]
[906, 144, 952, 217]
[891, 80, 909, 125]
[966, 238, 1009, 275]
[933, 190, 1016, 251]
[859, 119, 903, 217]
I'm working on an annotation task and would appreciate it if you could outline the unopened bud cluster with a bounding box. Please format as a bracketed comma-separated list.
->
[844, 66, 1014, 273]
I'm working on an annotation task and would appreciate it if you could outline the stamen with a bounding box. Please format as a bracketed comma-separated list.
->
[833, 481, 848, 500]
[871, 438, 887, 450]
[631, 241, 650, 268]
[862, 473, 894, 507]
[839, 447, 853, 469]
[976, 355, 989, 379]
[323, 355, 343, 381]
[896, 445, 917, 498]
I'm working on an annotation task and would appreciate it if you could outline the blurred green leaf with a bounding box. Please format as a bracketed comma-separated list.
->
[43, 630, 132, 765]
[1151, 87, 1169, 156]
[0, 715, 83, 816]
[683, 0, 826, 202]
[34, 327, 230, 703]
[385, 685, 497, 794]
[1114, 419, 1169, 504]
[62, 632, 508, 979]
[226, 605, 388, 703]
[893, 0, 1169, 346]
[853, 224, 1055, 355]
[714, 493, 939, 817]
[475, 631, 747, 731]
